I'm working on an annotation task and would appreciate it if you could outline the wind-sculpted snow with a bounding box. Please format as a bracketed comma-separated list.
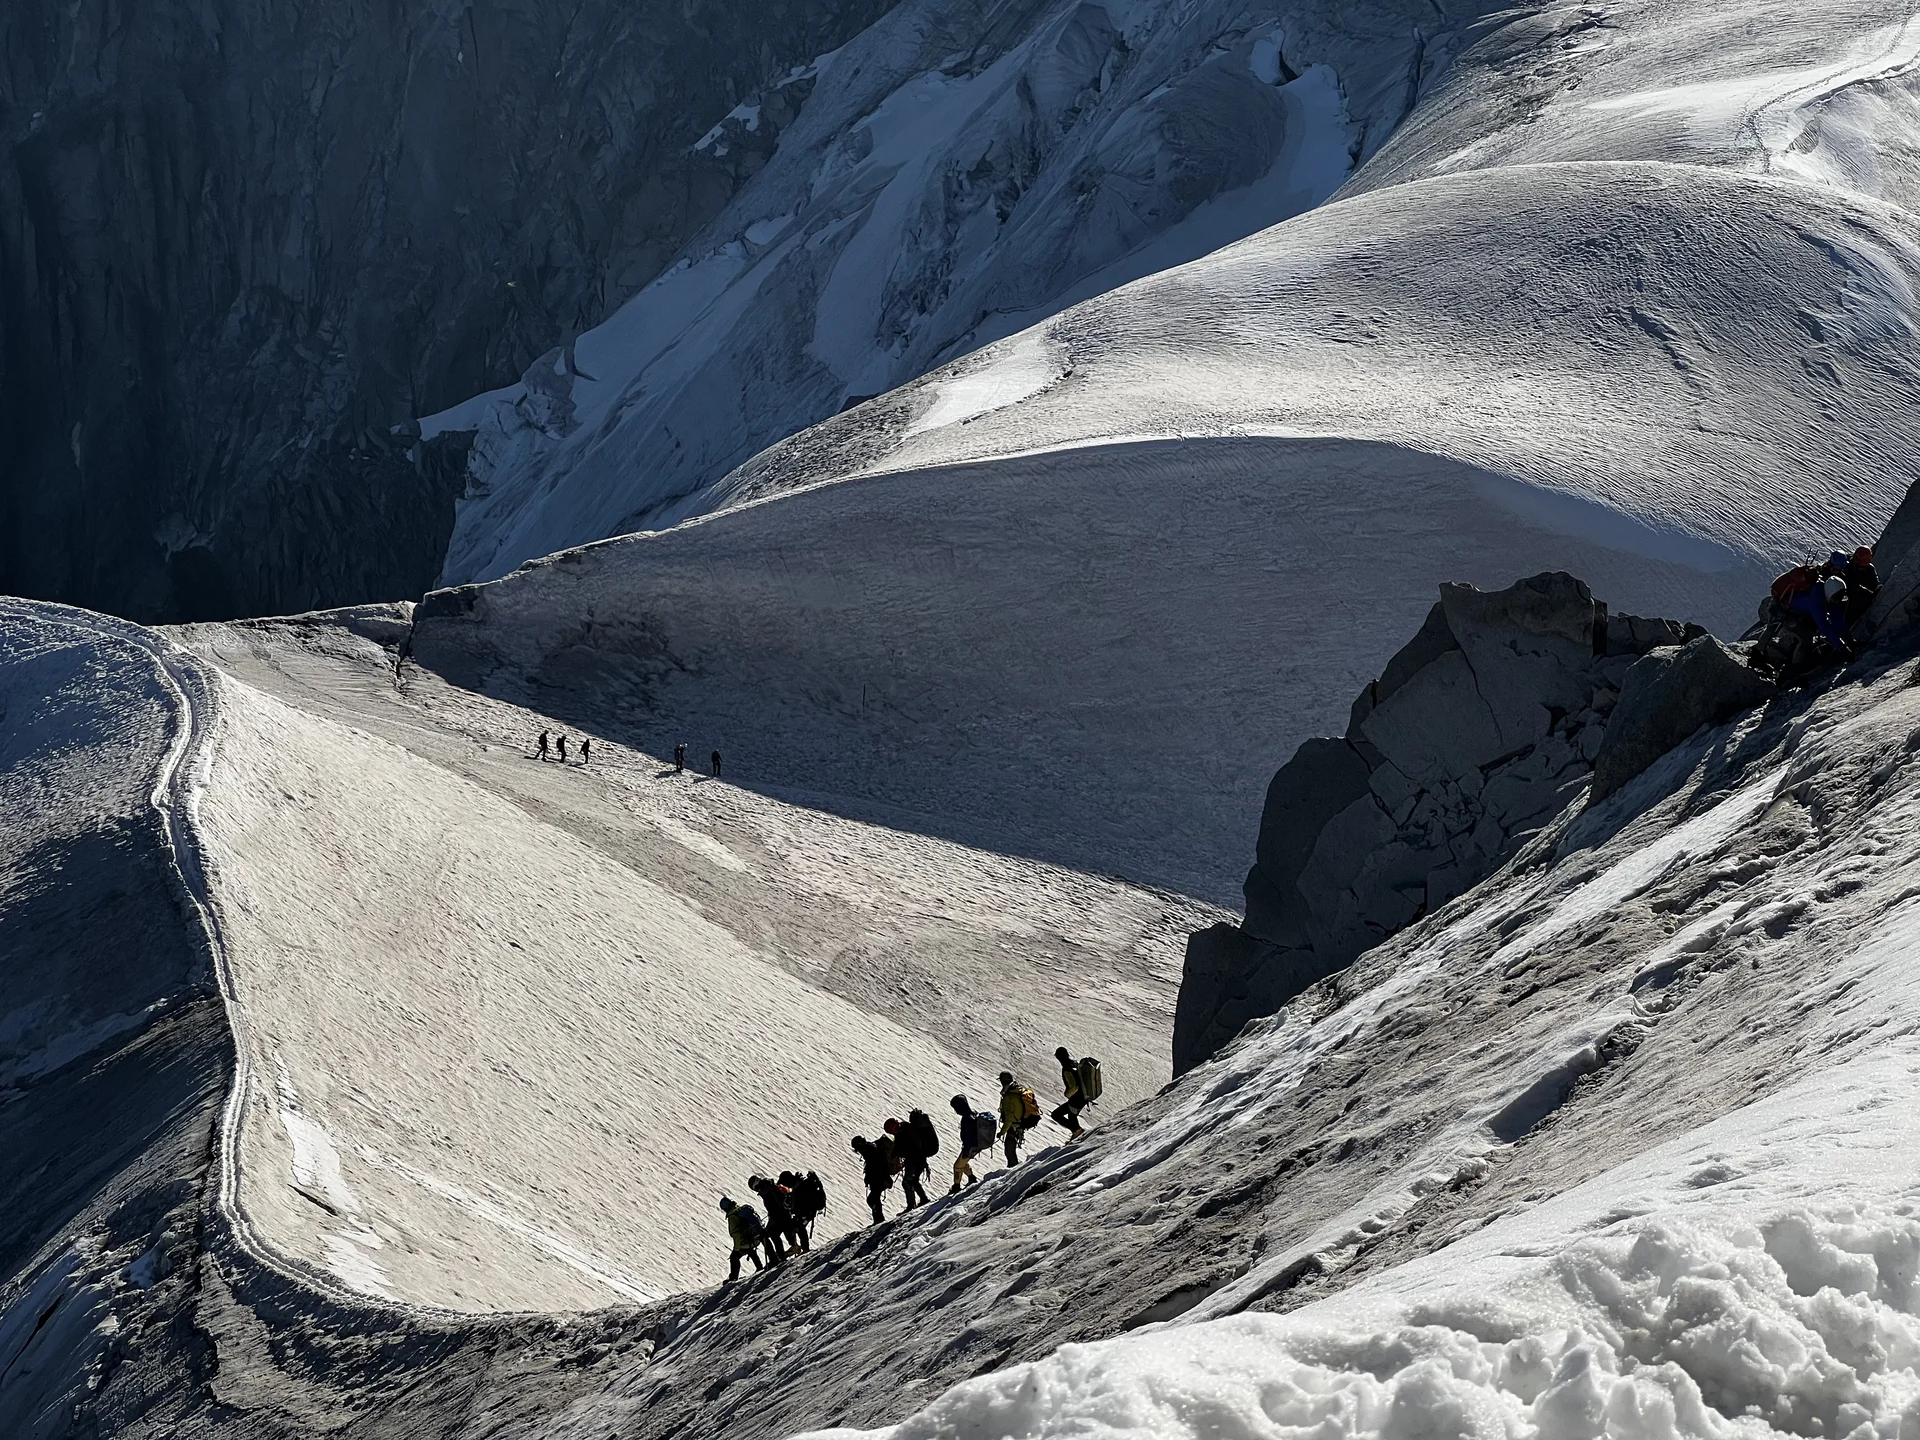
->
[431, 0, 1920, 611]
[427, 0, 1471, 583]
[721, 159, 1916, 569]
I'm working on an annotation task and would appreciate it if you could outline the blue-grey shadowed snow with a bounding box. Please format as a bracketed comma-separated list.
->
[413, 435, 1770, 909]
[1470, 473, 1754, 577]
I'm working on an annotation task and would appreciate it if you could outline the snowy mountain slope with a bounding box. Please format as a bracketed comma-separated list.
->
[1350, 0, 1920, 201]
[27, 568, 1920, 1439]
[798, 654, 1920, 1440]
[717, 157, 1918, 559]
[16, 548, 1920, 1436]
[405, 0, 1920, 908]
[150, 612, 1209, 1308]
[424, 0, 1474, 584]
[0, 601, 229, 1439]
[412, 438, 1770, 910]
[427, 0, 1920, 592]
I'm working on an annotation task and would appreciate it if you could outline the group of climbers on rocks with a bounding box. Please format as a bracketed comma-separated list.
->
[717, 1170, 829, 1280]
[1754, 547, 1879, 683]
[721, 1049, 1102, 1279]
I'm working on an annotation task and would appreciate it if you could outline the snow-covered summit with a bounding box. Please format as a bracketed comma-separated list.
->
[425, 0, 1467, 584]
[429, 0, 1920, 602]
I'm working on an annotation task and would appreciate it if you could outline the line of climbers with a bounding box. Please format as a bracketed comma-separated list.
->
[533, 729, 591, 765]
[717, 1171, 828, 1281]
[1752, 547, 1879, 683]
[718, 1049, 1102, 1281]
[527, 733, 723, 777]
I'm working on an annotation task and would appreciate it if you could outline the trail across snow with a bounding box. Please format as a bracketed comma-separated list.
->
[172, 614, 1213, 1307]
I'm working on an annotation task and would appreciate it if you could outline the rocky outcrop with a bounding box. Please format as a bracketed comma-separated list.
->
[1861, 479, 1920, 645]
[0, 0, 892, 621]
[1175, 573, 1702, 1074]
[1588, 638, 1776, 804]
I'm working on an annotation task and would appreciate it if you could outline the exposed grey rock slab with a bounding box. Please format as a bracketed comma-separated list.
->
[1588, 637, 1778, 804]
[1177, 572, 1707, 1074]
[1243, 738, 1375, 945]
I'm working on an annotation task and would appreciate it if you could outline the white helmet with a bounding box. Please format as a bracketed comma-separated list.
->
[1821, 575, 1848, 604]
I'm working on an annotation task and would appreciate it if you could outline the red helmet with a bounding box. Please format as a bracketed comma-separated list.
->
[1855, 546, 1875, 565]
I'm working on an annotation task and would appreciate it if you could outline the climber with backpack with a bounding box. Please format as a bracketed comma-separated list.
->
[782, 1169, 827, 1244]
[748, 1174, 798, 1258]
[998, 1071, 1041, 1166]
[949, 1094, 996, 1192]
[1758, 560, 1854, 681]
[851, 1135, 894, 1225]
[1831, 547, 1880, 629]
[1050, 1047, 1102, 1139]
[884, 1111, 939, 1209]
[719, 1196, 772, 1281]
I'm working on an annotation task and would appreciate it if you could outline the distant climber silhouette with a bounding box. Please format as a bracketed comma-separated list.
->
[711, 749, 722, 778]
[536, 730, 549, 760]
[556, 735, 568, 763]
[674, 743, 687, 773]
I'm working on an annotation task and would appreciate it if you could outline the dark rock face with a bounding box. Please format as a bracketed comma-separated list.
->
[1175, 573, 1703, 1074]
[0, 0, 892, 621]
[1862, 479, 1920, 644]
[1588, 638, 1777, 804]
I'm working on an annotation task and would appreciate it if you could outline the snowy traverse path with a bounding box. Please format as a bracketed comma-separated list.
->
[162, 611, 1215, 1309]
[0, 599, 446, 1320]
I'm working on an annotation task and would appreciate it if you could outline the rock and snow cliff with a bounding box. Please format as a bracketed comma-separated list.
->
[1177, 573, 1716, 1075]
[0, 0, 892, 622]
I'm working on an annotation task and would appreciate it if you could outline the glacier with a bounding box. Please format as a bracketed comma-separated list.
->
[13, 0, 1920, 1437]
[427, 0, 1468, 584]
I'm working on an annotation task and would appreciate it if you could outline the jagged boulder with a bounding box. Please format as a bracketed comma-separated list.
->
[1175, 573, 1702, 1074]
[1588, 637, 1776, 803]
